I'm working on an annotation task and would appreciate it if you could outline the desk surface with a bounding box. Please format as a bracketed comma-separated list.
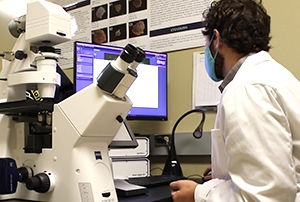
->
[118, 185, 173, 202]
[1, 185, 173, 202]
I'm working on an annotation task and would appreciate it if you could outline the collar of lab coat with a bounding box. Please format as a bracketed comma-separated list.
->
[219, 51, 272, 93]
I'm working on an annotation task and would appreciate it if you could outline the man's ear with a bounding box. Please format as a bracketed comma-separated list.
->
[213, 29, 222, 49]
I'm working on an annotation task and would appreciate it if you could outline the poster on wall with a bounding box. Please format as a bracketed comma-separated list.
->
[48, 0, 212, 69]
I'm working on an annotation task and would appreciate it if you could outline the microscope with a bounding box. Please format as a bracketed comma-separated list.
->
[0, 0, 145, 201]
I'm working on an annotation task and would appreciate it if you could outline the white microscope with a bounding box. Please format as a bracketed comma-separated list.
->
[0, 0, 145, 201]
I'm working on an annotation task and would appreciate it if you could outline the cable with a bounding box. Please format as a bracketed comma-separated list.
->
[150, 167, 163, 175]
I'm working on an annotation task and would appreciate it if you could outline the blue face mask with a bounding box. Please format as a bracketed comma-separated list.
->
[204, 34, 222, 82]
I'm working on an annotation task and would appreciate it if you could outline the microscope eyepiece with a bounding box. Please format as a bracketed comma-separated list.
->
[135, 47, 145, 63]
[119, 44, 138, 63]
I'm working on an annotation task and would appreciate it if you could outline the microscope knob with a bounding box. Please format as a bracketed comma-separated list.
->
[26, 172, 51, 193]
[18, 166, 34, 183]
[116, 115, 123, 123]
[15, 50, 27, 60]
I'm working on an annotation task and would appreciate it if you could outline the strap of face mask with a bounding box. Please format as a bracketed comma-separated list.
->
[208, 32, 219, 60]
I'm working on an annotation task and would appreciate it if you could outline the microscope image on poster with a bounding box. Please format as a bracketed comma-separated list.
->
[0, 0, 145, 201]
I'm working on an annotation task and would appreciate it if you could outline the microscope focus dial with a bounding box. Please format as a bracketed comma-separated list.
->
[26, 171, 55, 193]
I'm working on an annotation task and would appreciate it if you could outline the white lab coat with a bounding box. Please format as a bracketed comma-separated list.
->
[195, 51, 300, 202]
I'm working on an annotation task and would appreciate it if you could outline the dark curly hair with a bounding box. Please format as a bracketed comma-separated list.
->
[202, 0, 271, 54]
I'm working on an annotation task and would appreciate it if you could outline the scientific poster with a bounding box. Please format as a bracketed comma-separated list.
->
[48, 0, 212, 69]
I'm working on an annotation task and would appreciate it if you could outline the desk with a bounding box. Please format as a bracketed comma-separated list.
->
[118, 185, 173, 202]
[1, 185, 173, 202]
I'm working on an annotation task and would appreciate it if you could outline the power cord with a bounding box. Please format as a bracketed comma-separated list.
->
[150, 167, 163, 176]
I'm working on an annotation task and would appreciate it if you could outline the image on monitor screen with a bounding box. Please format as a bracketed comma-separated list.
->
[73, 41, 168, 121]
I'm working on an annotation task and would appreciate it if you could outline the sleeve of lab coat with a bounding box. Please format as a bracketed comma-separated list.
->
[194, 84, 297, 202]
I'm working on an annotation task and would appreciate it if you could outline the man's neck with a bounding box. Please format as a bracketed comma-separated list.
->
[221, 46, 246, 76]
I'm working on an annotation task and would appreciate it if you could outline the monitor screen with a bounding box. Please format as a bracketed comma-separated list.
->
[74, 41, 168, 121]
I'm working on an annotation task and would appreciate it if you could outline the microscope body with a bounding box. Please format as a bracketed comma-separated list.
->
[0, 84, 131, 201]
[0, 0, 144, 201]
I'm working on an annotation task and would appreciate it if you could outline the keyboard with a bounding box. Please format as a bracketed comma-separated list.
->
[126, 175, 186, 187]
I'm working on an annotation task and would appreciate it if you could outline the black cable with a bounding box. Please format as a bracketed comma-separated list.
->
[150, 167, 163, 175]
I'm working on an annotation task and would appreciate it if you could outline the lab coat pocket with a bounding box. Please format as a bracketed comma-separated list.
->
[210, 129, 229, 179]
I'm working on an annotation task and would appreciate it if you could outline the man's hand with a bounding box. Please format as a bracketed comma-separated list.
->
[203, 165, 212, 182]
[170, 180, 198, 202]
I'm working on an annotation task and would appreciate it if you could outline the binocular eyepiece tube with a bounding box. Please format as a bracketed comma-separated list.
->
[97, 44, 145, 99]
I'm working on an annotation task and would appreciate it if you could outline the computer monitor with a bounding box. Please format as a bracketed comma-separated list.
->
[73, 41, 168, 121]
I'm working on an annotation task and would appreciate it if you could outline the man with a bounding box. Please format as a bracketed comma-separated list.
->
[170, 0, 300, 201]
